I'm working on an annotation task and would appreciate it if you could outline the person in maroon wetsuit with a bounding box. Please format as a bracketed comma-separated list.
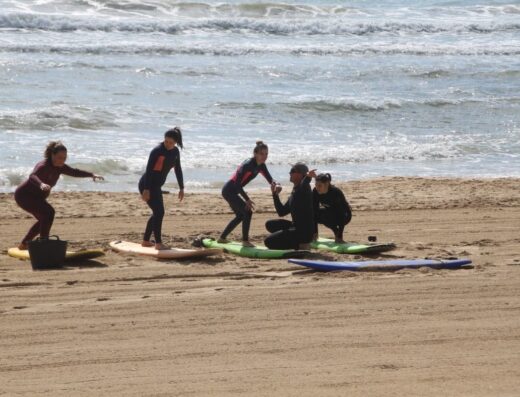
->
[218, 141, 274, 246]
[14, 141, 104, 250]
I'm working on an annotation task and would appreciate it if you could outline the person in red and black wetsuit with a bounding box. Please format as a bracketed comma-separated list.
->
[218, 141, 274, 246]
[14, 141, 104, 250]
[138, 127, 184, 250]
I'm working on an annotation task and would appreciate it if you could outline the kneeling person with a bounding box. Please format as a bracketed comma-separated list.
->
[264, 163, 314, 250]
[313, 173, 352, 243]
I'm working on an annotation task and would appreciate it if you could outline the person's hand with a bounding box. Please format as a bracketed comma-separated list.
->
[178, 189, 184, 202]
[307, 169, 317, 179]
[40, 183, 51, 192]
[92, 174, 104, 182]
[141, 189, 150, 202]
[245, 199, 255, 211]
[271, 181, 282, 195]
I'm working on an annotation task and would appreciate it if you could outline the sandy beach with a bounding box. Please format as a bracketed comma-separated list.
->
[1, 177, 519, 396]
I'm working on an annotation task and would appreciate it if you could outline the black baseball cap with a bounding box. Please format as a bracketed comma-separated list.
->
[290, 162, 309, 175]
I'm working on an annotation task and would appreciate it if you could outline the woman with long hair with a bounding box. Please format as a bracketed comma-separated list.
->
[14, 141, 104, 249]
[138, 127, 184, 250]
[219, 141, 274, 246]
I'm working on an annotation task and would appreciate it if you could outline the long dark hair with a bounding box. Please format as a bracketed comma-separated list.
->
[165, 127, 183, 149]
[254, 140, 268, 154]
[44, 141, 67, 160]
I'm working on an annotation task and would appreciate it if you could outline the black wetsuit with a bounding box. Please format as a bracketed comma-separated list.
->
[313, 185, 352, 240]
[138, 143, 183, 244]
[220, 157, 273, 241]
[264, 176, 314, 250]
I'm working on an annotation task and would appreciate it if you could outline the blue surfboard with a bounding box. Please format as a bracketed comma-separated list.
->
[288, 258, 472, 271]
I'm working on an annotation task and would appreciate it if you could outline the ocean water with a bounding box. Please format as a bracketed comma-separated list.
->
[1, 0, 519, 192]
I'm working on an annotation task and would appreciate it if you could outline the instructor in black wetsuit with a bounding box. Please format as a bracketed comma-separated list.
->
[138, 127, 184, 250]
[264, 163, 315, 250]
[312, 173, 352, 243]
[219, 141, 274, 246]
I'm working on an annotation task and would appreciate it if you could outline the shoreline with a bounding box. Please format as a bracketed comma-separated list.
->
[2, 176, 519, 221]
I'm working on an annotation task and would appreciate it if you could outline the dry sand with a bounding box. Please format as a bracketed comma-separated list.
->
[1, 177, 519, 396]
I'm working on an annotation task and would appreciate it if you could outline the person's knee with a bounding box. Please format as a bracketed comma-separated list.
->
[155, 208, 165, 220]
[264, 234, 276, 249]
[42, 205, 55, 222]
[265, 220, 277, 233]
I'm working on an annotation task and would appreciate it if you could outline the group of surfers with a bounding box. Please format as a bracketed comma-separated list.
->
[14, 128, 352, 252]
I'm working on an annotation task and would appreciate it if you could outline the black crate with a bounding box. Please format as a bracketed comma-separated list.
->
[28, 236, 68, 270]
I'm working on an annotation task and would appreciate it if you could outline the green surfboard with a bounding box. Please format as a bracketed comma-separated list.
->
[310, 238, 396, 254]
[202, 238, 308, 259]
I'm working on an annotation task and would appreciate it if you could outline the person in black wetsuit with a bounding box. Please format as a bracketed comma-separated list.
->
[138, 127, 184, 250]
[312, 173, 352, 243]
[218, 141, 274, 246]
[264, 163, 315, 250]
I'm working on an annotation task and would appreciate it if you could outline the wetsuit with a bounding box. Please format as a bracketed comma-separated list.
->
[313, 185, 352, 240]
[138, 143, 183, 244]
[15, 160, 94, 244]
[220, 157, 273, 241]
[264, 176, 314, 250]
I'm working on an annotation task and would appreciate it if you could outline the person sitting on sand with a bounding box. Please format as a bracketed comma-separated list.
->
[14, 141, 104, 250]
[312, 173, 352, 243]
[139, 127, 184, 250]
[264, 163, 315, 250]
[218, 141, 274, 247]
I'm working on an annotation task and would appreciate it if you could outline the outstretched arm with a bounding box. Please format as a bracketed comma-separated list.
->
[60, 164, 95, 179]
[260, 163, 274, 185]
[271, 183, 290, 217]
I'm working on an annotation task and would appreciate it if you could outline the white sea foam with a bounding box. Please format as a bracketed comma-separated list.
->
[1, 0, 519, 191]
[1, 13, 519, 36]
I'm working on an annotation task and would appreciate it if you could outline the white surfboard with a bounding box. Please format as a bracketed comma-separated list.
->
[109, 240, 220, 259]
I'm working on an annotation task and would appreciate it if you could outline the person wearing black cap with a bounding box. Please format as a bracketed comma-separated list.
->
[312, 173, 352, 243]
[264, 162, 315, 250]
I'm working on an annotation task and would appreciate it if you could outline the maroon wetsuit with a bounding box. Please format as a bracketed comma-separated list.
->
[15, 160, 94, 244]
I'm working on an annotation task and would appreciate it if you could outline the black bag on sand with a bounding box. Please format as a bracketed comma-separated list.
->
[28, 236, 68, 270]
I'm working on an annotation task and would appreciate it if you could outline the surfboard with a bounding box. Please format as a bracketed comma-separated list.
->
[310, 237, 396, 254]
[109, 240, 220, 259]
[288, 258, 472, 271]
[202, 238, 308, 259]
[7, 247, 105, 261]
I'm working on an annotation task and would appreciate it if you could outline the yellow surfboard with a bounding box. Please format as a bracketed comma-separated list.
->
[7, 247, 105, 261]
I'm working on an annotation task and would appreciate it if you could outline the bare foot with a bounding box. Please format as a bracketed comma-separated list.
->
[335, 238, 345, 244]
[217, 238, 229, 244]
[155, 243, 170, 250]
[18, 242, 28, 250]
[241, 241, 255, 247]
[141, 241, 154, 247]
